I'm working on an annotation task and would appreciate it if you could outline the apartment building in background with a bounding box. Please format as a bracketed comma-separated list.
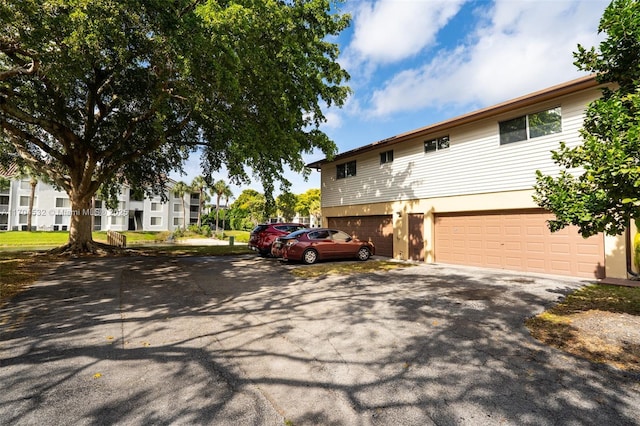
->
[0, 172, 200, 233]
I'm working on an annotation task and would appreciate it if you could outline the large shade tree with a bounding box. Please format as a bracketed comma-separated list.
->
[534, 0, 640, 237]
[0, 0, 350, 252]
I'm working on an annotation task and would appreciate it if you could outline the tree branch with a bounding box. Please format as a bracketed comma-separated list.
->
[0, 40, 40, 81]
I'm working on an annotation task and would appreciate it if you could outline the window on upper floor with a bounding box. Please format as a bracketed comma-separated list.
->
[336, 160, 356, 179]
[424, 136, 450, 153]
[380, 150, 394, 164]
[129, 188, 144, 201]
[499, 107, 562, 145]
[55, 198, 70, 208]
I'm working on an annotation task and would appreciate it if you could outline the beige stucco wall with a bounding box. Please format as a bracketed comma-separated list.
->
[322, 189, 631, 280]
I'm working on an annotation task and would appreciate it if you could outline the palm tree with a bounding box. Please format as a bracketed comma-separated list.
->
[172, 181, 190, 231]
[190, 176, 209, 228]
[212, 179, 231, 234]
[221, 186, 233, 232]
[17, 167, 38, 231]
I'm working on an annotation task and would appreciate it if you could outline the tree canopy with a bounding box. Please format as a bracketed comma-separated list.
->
[276, 191, 298, 222]
[0, 0, 350, 251]
[228, 189, 265, 230]
[534, 0, 640, 237]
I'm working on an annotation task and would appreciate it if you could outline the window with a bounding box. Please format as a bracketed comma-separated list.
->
[424, 136, 450, 153]
[19, 196, 31, 207]
[380, 150, 394, 164]
[111, 216, 123, 225]
[331, 230, 352, 242]
[19, 179, 31, 190]
[151, 217, 162, 226]
[500, 107, 561, 144]
[173, 203, 181, 212]
[309, 230, 331, 240]
[19, 214, 28, 224]
[0, 195, 8, 205]
[93, 215, 102, 230]
[129, 188, 144, 201]
[151, 202, 160, 211]
[55, 215, 64, 225]
[275, 224, 306, 233]
[336, 160, 356, 179]
[55, 198, 70, 208]
[173, 217, 183, 226]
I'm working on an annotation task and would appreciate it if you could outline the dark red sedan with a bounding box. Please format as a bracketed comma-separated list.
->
[276, 228, 375, 264]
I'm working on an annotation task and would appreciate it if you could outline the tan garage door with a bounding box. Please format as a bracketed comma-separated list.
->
[327, 215, 393, 257]
[434, 209, 605, 278]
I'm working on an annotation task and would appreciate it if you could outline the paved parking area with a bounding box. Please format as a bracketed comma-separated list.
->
[1, 255, 639, 425]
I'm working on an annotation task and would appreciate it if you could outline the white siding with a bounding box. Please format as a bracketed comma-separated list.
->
[321, 89, 599, 208]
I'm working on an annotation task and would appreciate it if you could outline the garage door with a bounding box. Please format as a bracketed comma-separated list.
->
[434, 209, 605, 278]
[327, 215, 393, 257]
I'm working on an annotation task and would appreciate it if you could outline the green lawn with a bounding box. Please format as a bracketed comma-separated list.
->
[0, 231, 70, 247]
[218, 230, 250, 243]
[0, 230, 170, 247]
[0, 230, 250, 248]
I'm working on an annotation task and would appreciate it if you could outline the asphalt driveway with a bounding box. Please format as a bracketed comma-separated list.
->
[1, 255, 639, 425]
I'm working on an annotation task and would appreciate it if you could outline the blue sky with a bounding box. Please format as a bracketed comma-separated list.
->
[175, 0, 610, 200]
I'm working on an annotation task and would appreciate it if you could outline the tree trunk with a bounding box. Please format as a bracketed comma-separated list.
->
[182, 199, 187, 230]
[27, 180, 36, 231]
[215, 194, 221, 235]
[68, 196, 94, 252]
[197, 189, 202, 227]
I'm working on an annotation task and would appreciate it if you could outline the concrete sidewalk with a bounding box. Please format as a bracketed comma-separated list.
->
[1, 256, 639, 425]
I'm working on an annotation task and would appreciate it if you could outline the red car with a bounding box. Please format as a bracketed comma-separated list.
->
[277, 228, 375, 264]
[248, 223, 306, 257]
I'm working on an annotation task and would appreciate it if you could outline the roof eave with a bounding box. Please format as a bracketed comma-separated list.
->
[306, 75, 601, 169]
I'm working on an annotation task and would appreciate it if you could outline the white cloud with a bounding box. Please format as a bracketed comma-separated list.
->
[361, 0, 610, 117]
[347, 0, 467, 65]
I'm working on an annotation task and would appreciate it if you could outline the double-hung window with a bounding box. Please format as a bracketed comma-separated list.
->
[424, 136, 450, 153]
[499, 107, 562, 145]
[337, 160, 356, 179]
[380, 150, 394, 164]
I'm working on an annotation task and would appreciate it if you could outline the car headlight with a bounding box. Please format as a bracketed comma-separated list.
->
[285, 239, 298, 247]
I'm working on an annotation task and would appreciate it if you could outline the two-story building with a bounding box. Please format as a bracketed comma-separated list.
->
[309, 75, 633, 280]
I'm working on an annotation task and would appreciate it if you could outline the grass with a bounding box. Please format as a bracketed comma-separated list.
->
[290, 259, 416, 278]
[0, 230, 170, 247]
[0, 251, 60, 305]
[526, 283, 640, 372]
[0, 231, 71, 246]
[213, 230, 250, 243]
[0, 230, 252, 248]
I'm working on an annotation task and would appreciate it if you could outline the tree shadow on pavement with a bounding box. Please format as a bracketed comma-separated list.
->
[1, 256, 639, 425]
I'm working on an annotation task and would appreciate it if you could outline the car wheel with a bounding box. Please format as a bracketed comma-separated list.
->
[303, 249, 318, 264]
[357, 247, 371, 261]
